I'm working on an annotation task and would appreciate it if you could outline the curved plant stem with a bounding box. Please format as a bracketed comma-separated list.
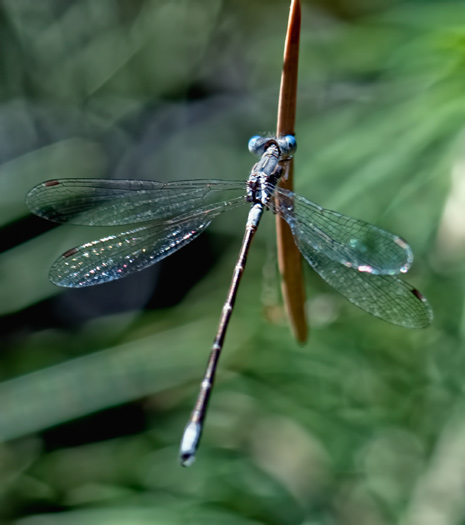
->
[275, 0, 308, 342]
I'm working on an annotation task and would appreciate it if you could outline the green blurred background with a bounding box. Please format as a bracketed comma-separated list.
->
[0, 0, 463, 523]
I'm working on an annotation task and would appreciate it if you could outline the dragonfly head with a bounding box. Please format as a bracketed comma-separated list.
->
[248, 134, 297, 159]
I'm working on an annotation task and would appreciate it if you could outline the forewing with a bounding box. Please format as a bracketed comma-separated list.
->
[304, 248, 433, 328]
[49, 197, 246, 287]
[27, 178, 246, 226]
[274, 188, 413, 276]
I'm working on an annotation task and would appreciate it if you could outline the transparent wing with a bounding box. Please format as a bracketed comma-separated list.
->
[304, 248, 433, 328]
[49, 197, 246, 287]
[26, 178, 246, 226]
[273, 187, 413, 276]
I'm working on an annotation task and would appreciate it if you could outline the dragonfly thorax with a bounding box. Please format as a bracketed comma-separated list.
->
[246, 142, 282, 207]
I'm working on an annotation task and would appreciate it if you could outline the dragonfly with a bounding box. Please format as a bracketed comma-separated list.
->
[26, 134, 433, 466]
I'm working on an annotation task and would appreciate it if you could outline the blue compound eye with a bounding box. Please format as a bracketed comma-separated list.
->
[277, 135, 297, 157]
[248, 135, 271, 157]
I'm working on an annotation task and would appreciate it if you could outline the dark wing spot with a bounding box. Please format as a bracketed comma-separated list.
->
[411, 288, 426, 302]
[62, 247, 78, 258]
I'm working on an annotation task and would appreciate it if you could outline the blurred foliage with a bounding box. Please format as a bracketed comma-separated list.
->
[0, 0, 464, 523]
